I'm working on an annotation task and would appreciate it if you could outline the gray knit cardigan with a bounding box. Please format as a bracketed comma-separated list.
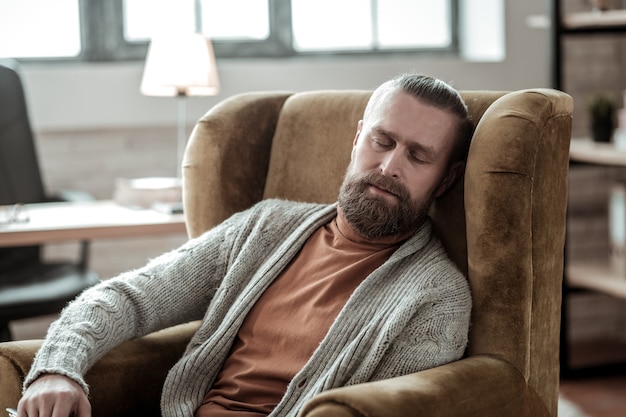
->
[25, 199, 472, 417]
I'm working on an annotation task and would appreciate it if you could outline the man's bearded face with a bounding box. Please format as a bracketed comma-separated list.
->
[337, 163, 433, 240]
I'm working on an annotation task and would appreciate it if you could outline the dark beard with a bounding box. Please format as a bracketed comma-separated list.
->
[337, 170, 432, 240]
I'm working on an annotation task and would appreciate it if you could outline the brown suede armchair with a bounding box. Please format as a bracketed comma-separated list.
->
[0, 88, 572, 417]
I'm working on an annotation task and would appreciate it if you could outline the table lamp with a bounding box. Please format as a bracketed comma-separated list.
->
[140, 32, 220, 181]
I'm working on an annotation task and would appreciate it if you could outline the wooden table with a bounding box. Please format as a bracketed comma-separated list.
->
[0, 200, 187, 247]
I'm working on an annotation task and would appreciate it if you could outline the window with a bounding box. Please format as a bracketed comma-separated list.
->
[0, 0, 81, 59]
[122, 0, 281, 57]
[1, 0, 456, 61]
[291, 0, 452, 52]
[123, 0, 197, 42]
[200, 0, 271, 41]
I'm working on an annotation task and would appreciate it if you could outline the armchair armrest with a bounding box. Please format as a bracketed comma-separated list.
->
[299, 356, 550, 417]
[0, 322, 199, 417]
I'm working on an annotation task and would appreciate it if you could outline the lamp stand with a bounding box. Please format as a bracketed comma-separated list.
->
[176, 92, 187, 181]
[150, 93, 187, 214]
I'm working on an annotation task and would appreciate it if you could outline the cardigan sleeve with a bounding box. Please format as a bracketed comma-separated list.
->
[22, 207, 252, 394]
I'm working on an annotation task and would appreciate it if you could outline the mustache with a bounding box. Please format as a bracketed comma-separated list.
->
[359, 172, 410, 200]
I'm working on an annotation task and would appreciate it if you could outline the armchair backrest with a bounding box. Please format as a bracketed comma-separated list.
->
[183, 88, 573, 415]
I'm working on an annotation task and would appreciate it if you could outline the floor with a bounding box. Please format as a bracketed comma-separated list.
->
[560, 339, 626, 417]
[561, 375, 626, 417]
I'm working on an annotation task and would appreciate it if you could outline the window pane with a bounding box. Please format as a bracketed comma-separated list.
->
[292, 0, 372, 51]
[460, 0, 504, 61]
[123, 0, 196, 42]
[124, 0, 269, 42]
[377, 0, 451, 49]
[292, 0, 452, 52]
[0, 0, 80, 58]
[201, 0, 269, 40]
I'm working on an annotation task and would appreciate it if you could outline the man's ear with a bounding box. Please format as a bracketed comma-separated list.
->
[351, 120, 364, 160]
[435, 160, 465, 198]
[353, 120, 363, 146]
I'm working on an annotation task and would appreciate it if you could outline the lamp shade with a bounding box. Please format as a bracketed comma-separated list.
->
[141, 32, 220, 97]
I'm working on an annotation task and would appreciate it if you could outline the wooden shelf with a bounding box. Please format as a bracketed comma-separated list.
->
[563, 10, 626, 33]
[568, 338, 626, 369]
[554, 0, 626, 377]
[570, 137, 626, 166]
[567, 262, 626, 299]
[568, 138, 626, 300]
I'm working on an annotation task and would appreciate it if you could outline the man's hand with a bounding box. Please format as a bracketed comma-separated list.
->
[17, 374, 91, 417]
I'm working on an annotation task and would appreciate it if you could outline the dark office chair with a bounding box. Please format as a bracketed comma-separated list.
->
[0, 59, 99, 342]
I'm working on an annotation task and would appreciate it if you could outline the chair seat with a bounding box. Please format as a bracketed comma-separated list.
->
[0, 263, 99, 321]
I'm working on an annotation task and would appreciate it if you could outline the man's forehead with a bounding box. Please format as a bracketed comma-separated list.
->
[364, 93, 458, 155]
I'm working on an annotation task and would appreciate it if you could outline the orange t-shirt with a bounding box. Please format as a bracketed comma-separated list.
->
[195, 213, 408, 417]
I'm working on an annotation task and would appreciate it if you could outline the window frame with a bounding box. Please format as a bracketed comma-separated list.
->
[24, 0, 459, 62]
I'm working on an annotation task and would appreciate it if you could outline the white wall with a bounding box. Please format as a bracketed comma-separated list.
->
[20, 0, 551, 132]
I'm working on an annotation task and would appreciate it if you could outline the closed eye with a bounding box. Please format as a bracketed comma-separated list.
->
[408, 145, 437, 164]
[371, 136, 393, 149]
[408, 151, 428, 164]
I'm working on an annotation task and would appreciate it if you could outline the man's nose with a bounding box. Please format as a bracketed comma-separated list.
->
[380, 150, 402, 178]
